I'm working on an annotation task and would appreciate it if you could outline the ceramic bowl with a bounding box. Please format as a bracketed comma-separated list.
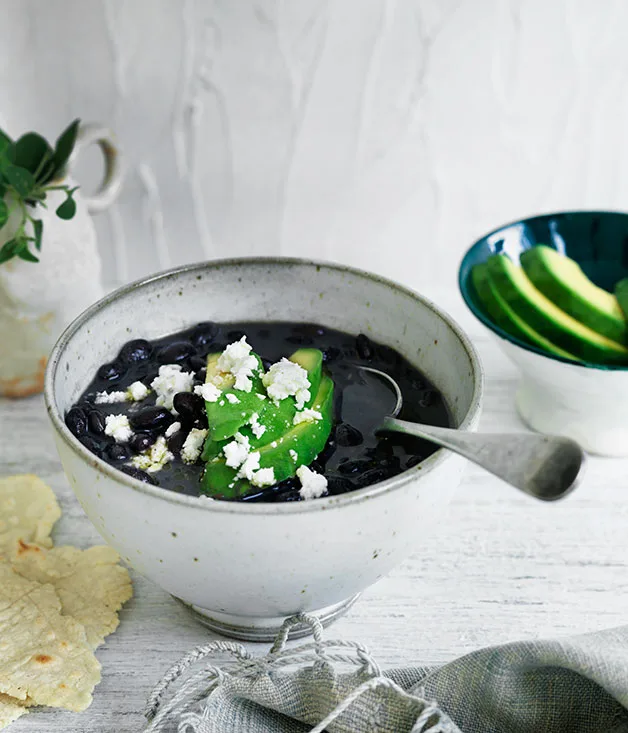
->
[45, 258, 482, 641]
[459, 210, 628, 456]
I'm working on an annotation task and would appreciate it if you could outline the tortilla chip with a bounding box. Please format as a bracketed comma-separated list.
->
[0, 694, 27, 729]
[11, 542, 133, 649]
[0, 561, 100, 712]
[0, 475, 60, 552]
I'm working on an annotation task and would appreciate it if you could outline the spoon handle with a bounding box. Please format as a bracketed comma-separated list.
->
[380, 417, 585, 501]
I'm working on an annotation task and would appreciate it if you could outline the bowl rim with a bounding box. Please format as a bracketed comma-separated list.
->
[45, 256, 484, 515]
[458, 209, 628, 372]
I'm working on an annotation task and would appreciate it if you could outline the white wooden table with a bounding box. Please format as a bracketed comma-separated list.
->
[2, 287, 627, 732]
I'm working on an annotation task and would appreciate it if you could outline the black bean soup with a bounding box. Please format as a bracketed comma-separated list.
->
[66, 322, 450, 501]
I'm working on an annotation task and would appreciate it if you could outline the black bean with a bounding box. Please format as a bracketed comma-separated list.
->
[157, 341, 196, 364]
[107, 443, 131, 462]
[356, 333, 375, 361]
[227, 329, 246, 341]
[355, 467, 391, 488]
[120, 466, 157, 485]
[88, 410, 105, 435]
[309, 460, 324, 475]
[97, 361, 126, 383]
[173, 392, 205, 422]
[191, 413, 209, 430]
[338, 459, 370, 476]
[130, 432, 155, 453]
[262, 358, 274, 372]
[66, 408, 88, 437]
[406, 455, 423, 469]
[326, 477, 354, 495]
[167, 431, 186, 455]
[79, 434, 105, 455]
[195, 368, 207, 383]
[335, 423, 364, 447]
[119, 339, 152, 364]
[323, 346, 341, 363]
[130, 406, 174, 432]
[191, 322, 219, 349]
[188, 355, 206, 372]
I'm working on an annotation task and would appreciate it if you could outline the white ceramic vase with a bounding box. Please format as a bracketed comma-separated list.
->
[0, 124, 123, 397]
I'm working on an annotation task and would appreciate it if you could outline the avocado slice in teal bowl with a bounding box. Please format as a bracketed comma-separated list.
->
[459, 211, 628, 370]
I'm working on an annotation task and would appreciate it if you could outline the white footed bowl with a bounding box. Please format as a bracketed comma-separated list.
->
[45, 259, 483, 640]
[487, 333, 628, 457]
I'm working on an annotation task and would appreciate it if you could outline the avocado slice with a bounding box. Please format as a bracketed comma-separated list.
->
[472, 263, 580, 362]
[486, 254, 628, 364]
[615, 279, 628, 322]
[203, 353, 265, 442]
[520, 246, 627, 344]
[201, 347, 325, 461]
[201, 375, 334, 499]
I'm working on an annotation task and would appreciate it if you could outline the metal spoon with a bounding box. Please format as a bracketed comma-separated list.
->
[358, 366, 585, 502]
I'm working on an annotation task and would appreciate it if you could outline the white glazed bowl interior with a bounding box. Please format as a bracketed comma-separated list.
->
[45, 258, 482, 629]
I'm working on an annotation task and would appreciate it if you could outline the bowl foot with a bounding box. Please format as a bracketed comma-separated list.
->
[174, 594, 361, 642]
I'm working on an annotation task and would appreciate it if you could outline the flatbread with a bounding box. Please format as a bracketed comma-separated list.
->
[0, 694, 27, 729]
[0, 475, 60, 552]
[0, 561, 100, 712]
[10, 542, 133, 649]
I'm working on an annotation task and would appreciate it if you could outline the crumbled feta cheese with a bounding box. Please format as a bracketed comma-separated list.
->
[216, 337, 259, 392]
[271, 441, 278, 448]
[131, 436, 173, 473]
[293, 408, 323, 426]
[289, 449, 298, 462]
[127, 381, 149, 402]
[95, 390, 127, 404]
[104, 414, 133, 443]
[262, 358, 310, 409]
[297, 465, 328, 500]
[256, 393, 267, 401]
[238, 451, 261, 480]
[165, 421, 181, 438]
[194, 382, 221, 402]
[151, 364, 194, 411]
[219, 400, 225, 407]
[181, 428, 208, 464]
[249, 412, 266, 439]
[223, 432, 250, 468]
[225, 393, 240, 404]
[250, 467, 275, 487]
[221, 431, 274, 486]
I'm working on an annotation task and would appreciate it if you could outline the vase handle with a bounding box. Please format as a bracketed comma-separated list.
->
[66, 123, 124, 214]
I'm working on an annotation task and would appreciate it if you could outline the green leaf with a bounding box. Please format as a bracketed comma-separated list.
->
[32, 218, 43, 250]
[0, 200, 8, 228]
[4, 165, 35, 197]
[12, 133, 54, 177]
[52, 118, 80, 179]
[16, 245, 39, 263]
[0, 130, 12, 158]
[56, 194, 76, 220]
[0, 182, 6, 199]
[0, 239, 18, 265]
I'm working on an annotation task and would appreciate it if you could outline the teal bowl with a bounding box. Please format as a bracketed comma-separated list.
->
[458, 210, 628, 371]
[458, 210, 628, 456]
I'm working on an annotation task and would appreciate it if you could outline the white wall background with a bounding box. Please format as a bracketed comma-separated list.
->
[2, 0, 628, 292]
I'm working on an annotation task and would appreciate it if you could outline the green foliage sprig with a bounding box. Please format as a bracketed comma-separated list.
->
[0, 119, 80, 265]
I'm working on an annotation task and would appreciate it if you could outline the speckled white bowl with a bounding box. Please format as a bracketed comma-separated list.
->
[45, 259, 483, 641]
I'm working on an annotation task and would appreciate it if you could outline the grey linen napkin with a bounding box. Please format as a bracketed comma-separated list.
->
[142, 615, 628, 733]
